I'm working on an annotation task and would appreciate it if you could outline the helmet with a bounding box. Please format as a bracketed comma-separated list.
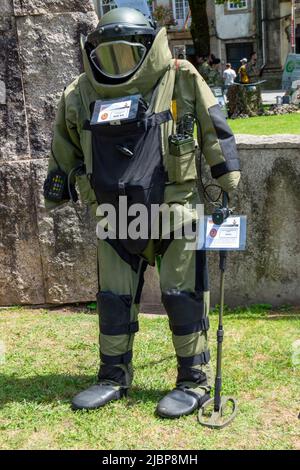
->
[86, 7, 157, 81]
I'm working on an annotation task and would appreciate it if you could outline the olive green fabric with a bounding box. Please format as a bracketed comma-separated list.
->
[159, 238, 212, 395]
[45, 24, 240, 399]
[97, 237, 213, 394]
[46, 27, 240, 212]
[97, 240, 144, 387]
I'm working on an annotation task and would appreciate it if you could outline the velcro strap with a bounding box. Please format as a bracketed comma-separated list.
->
[170, 317, 210, 335]
[100, 321, 139, 336]
[101, 350, 133, 365]
[177, 350, 210, 367]
[176, 367, 207, 385]
[98, 365, 127, 386]
[147, 110, 173, 127]
[211, 160, 240, 179]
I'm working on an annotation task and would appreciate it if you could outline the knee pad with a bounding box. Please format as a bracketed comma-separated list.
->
[97, 291, 139, 336]
[162, 289, 210, 335]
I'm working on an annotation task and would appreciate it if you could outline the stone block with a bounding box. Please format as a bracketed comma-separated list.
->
[0, 18, 31, 161]
[0, 160, 44, 305]
[16, 12, 97, 158]
[31, 159, 98, 304]
[13, 0, 94, 16]
[207, 136, 300, 307]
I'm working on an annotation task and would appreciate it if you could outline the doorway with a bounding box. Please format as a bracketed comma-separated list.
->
[226, 43, 254, 72]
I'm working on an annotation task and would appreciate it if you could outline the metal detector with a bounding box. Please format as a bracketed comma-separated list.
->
[197, 193, 246, 429]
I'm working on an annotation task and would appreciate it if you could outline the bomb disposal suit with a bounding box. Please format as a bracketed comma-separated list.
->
[44, 8, 240, 417]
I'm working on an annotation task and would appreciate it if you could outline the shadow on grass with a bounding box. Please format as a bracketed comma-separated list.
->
[0, 374, 168, 408]
[134, 355, 174, 369]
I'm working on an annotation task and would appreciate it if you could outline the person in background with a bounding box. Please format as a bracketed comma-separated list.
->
[223, 63, 236, 87]
[208, 53, 216, 64]
[246, 52, 264, 83]
[238, 58, 249, 84]
[196, 55, 210, 83]
[223, 63, 237, 98]
[207, 57, 223, 87]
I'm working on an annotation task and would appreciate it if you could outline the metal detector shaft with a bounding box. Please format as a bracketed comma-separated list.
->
[214, 191, 228, 412]
[214, 251, 226, 412]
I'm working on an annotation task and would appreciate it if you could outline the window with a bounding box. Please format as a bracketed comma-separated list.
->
[99, 0, 117, 16]
[227, 0, 248, 10]
[173, 0, 189, 21]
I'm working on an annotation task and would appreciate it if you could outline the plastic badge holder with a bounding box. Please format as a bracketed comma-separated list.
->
[91, 94, 141, 125]
[198, 215, 247, 252]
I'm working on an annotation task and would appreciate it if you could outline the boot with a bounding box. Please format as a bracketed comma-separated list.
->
[72, 364, 130, 411]
[71, 382, 127, 411]
[156, 386, 210, 419]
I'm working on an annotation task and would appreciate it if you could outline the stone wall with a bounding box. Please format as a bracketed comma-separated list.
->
[1, 2, 300, 310]
[0, 1, 98, 305]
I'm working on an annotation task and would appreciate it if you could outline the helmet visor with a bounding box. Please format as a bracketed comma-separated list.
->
[90, 41, 147, 79]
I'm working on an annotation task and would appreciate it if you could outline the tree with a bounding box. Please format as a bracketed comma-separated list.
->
[188, 0, 243, 57]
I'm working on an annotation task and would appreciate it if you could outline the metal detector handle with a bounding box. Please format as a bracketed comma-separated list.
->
[219, 191, 229, 272]
[222, 191, 229, 209]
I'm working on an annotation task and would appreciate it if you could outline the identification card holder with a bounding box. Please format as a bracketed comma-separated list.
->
[90, 94, 142, 126]
[198, 216, 247, 251]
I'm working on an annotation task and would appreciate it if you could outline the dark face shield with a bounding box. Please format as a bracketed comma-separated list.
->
[90, 41, 147, 79]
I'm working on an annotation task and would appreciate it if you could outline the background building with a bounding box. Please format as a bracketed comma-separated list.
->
[98, 1, 300, 88]
[209, 0, 300, 88]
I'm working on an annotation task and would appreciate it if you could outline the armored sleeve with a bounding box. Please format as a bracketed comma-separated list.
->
[45, 84, 84, 210]
[194, 72, 241, 193]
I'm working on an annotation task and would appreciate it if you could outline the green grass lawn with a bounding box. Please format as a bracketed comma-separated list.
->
[0, 306, 299, 450]
[228, 112, 300, 135]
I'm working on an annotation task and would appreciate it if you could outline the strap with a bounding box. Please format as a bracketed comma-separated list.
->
[134, 260, 148, 304]
[98, 365, 128, 386]
[177, 350, 211, 367]
[211, 160, 241, 179]
[176, 367, 207, 385]
[83, 119, 91, 131]
[195, 250, 209, 293]
[170, 317, 210, 336]
[100, 321, 139, 336]
[101, 350, 133, 365]
[104, 239, 140, 273]
[146, 110, 173, 127]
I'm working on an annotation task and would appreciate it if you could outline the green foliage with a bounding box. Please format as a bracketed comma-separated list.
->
[228, 113, 300, 135]
[215, 0, 244, 4]
[86, 302, 97, 311]
[152, 5, 176, 27]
